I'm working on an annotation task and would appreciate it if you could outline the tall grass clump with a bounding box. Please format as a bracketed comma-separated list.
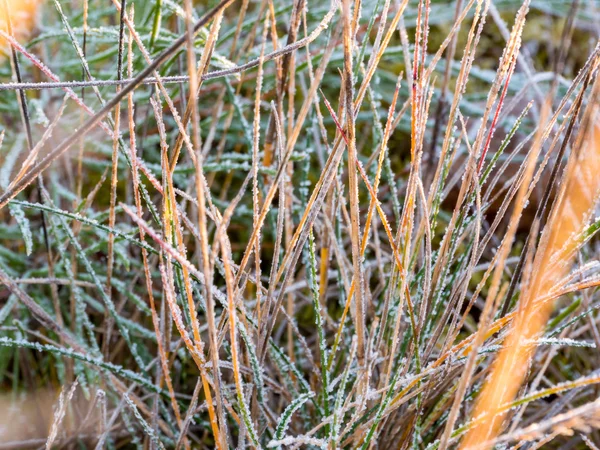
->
[1, 0, 600, 448]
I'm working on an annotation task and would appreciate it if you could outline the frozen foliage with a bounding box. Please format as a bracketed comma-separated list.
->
[1, 0, 600, 448]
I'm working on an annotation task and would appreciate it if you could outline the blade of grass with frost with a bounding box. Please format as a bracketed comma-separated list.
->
[549, 298, 599, 337]
[149, 0, 163, 51]
[543, 217, 600, 275]
[425, 175, 482, 337]
[271, 391, 315, 449]
[104, 0, 128, 356]
[392, 86, 431, 383]
[124, 392, 167, 450]
[8, 204, 33, 256]
[354, 0, 384, 80]
[498, 74, 592, 316]
[173, 267, 194, 329]
[308, 228, 331, 438]
[220, 234, 261, 448]
[357, 365, 407, 449]
[252, 16, 268, 341]
[331, 338, 356, 445]
[361, 74, 403, 249]
[225, 80, 253, 149]
[341, 0, 366, 370]
[426, 228, 475, 334]
[0, 294, 17, 326]
[356, 158, 421, 353]
[238, 322, 265, 405]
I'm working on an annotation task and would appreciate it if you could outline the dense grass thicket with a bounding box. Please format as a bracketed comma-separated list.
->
[1, 0, 600, 448]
